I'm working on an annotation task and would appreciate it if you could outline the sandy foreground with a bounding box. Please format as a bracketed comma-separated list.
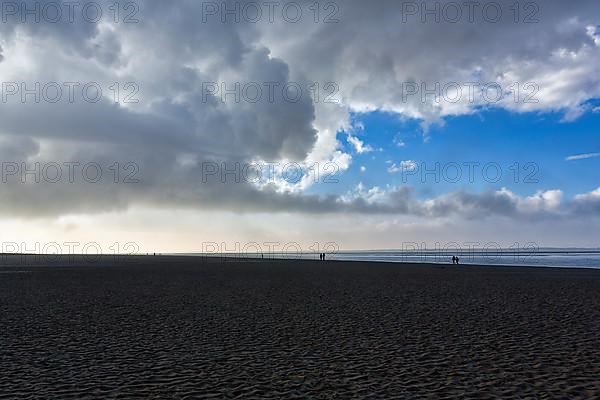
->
[1, 255, 599, 399]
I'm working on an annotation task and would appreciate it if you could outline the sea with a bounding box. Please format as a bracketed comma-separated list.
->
[5, 249, 598, 270]
[182, 248, 600, 269]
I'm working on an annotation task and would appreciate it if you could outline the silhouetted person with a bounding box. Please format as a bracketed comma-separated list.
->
[323, 253, 326, 261]
[456, 256, 460, 264]
[319, 253, 322, 261]
[261, 253, 264, 259]
[452, 256, 456, 264]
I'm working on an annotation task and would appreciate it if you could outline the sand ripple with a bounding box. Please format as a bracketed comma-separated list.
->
[1, 259, 599, 398]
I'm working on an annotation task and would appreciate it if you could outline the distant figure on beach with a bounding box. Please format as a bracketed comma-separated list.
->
[323, 253, 326, 261]
[452, 256, 456, 264]
[261, 253, 264, 259]
[456, 256, 460, 264]
[319, 253, 322, 261]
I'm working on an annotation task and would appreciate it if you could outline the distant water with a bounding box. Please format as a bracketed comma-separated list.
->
[323, 250, 600, 269]
[3, 250, 599, 270]
[179, 249, 600, 269]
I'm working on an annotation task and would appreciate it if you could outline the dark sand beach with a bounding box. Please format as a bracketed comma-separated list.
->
[1, 255, 599, 399]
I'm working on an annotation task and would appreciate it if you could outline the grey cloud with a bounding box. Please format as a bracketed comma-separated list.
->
[258, 0, 600, 124]
[570, 191, 600, 215]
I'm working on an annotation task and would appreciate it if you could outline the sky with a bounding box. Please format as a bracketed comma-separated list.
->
[0, 0, 599, 255]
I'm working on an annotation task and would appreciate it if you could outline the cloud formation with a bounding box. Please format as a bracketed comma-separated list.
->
[0, 0, 599, 223]
[566, 152, 600, 161]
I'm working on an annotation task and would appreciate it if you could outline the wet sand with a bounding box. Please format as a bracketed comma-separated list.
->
[1, 255, 599, 399]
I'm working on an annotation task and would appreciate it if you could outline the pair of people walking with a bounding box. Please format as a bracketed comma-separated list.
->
[452, 255, 460, 264]
[319, 253, 326, 261]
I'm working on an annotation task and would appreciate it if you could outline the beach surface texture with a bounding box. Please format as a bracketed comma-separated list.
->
[1, 256, 599, 399]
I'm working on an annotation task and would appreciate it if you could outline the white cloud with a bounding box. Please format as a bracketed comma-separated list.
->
[565, 152, 600, 161]
[339, 183, 391, 205]
[347, 135, 374, 154]
[333, 184, 599, 221]
[502, 188, 564, 213]
[574, 187, 600, 202]
[388, 160, 417, 174]
[393, 136, 406, 148]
